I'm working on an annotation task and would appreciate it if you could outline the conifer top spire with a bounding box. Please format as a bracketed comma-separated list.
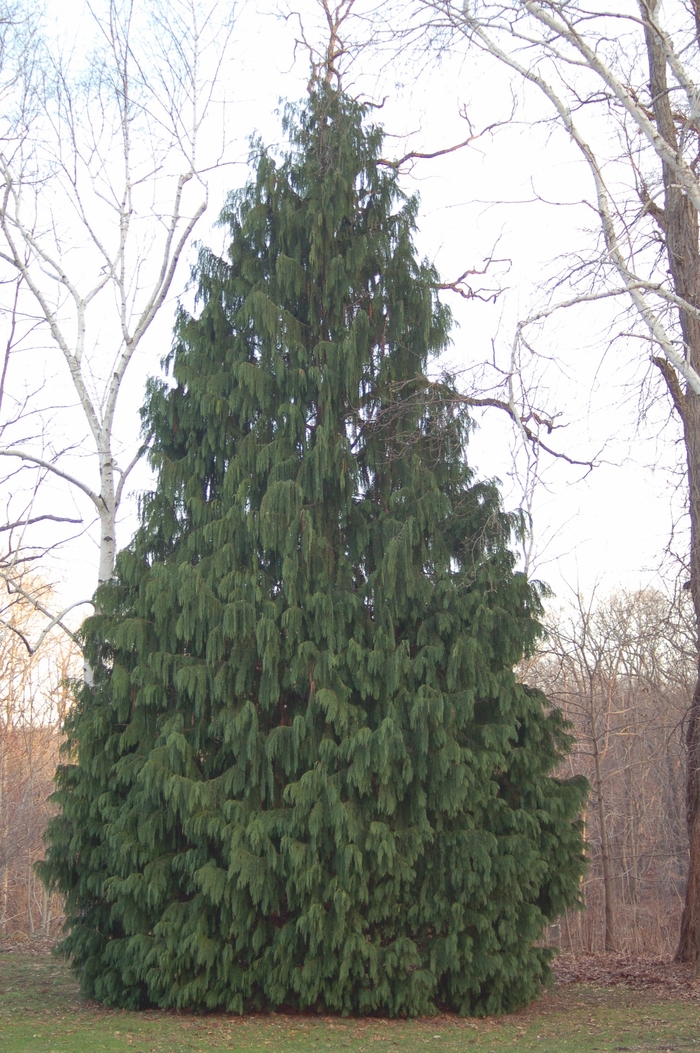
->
[301, 0, 355, 92]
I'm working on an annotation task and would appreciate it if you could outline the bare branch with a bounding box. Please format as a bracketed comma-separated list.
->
[0, 514, 83, 533]
[456, 393, 597, 470]
[114, 432, 151, 510]
[378, 113, 512, 170]
[0, 449, 100, 507]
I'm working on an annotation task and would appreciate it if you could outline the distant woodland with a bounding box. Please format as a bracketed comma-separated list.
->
[0, 583, 690, 955]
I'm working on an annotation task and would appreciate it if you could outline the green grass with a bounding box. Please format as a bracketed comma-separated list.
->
[0, 946, 699, 1053]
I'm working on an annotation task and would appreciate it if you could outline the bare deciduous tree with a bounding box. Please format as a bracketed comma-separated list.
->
[528, 588, 694, 955]
[0, 579, 79, 938]
[404, 0, 700, 963]
[0, 0, 235, 652]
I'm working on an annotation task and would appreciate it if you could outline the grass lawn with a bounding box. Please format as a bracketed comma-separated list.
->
[1, 944, 699, 1053]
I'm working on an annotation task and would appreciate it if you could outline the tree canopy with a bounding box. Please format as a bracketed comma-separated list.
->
[39, 86, 587, 1016]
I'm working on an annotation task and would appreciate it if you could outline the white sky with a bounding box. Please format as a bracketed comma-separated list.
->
[16, 0, 687, 618]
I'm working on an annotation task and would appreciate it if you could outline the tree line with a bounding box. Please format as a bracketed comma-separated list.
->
[1, 583, 690, 959]
[0, 583, 78, 939]
[529, 588, 694, 956]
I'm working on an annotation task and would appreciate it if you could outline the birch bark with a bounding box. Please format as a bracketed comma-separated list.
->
[0, 0, 233, 634]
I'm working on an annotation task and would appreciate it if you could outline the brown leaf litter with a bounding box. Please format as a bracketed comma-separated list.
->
[552, 952, 700, 999]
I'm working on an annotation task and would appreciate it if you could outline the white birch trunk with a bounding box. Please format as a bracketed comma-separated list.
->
[0, 0, 233, 654]
[98, 448, 117, 590]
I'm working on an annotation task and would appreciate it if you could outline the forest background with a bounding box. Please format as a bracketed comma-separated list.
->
[0, 0, 692, 963]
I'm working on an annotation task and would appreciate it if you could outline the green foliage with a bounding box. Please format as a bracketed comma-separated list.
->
[39, 86, 587, 1016]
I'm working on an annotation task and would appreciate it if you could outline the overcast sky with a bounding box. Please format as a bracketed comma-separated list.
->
[23, 0, 686, 617]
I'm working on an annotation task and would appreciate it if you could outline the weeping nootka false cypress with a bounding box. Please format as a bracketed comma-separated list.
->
[39, 86, 587, 1016]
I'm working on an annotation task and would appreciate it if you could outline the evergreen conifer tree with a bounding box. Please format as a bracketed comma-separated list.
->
[40, 86, 587, 1016]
